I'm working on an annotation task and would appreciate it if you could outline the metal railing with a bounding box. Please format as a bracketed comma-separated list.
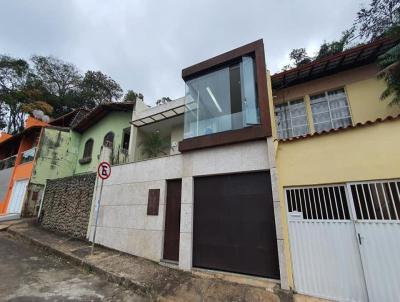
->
[0, 155, 17, 171]
[20, 147, 36, 164]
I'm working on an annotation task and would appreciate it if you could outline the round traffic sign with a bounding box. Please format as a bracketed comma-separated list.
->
[98, 161, 111, 180]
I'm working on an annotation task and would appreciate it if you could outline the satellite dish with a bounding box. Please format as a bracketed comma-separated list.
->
[32, 110, 44, 119]
[42, 115, 50, 123]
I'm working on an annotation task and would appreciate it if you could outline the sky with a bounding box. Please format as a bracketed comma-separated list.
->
[0, 0, 369, 105]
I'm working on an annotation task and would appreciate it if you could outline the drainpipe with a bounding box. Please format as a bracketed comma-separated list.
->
[37, 182, 47, 222]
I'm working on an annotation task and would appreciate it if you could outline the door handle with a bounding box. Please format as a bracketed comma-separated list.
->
[358, 233, 362, 245]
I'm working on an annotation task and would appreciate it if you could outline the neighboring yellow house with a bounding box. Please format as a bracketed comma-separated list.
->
[268, 37, 400, 302]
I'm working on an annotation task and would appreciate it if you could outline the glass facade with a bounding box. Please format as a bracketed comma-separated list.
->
[183, 56, 260, 139]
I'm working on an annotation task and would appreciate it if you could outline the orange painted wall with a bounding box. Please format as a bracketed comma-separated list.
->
[0, 129, 40, 213]
[0, 162, 33, 213]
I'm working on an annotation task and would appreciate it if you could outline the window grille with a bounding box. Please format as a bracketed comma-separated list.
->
[286, 185, 350, 220]
[349, 181, 400, 221]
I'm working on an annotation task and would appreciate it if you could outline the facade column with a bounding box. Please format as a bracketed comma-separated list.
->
[267, 137, 289, 290]
[178, 176, 193, 270]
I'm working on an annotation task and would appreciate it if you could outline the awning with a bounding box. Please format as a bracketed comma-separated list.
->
[130, 104, 185, 127]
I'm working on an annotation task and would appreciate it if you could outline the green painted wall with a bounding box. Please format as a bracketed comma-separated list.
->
[74, 111, 131, 174]
[31, 128, 81, 185]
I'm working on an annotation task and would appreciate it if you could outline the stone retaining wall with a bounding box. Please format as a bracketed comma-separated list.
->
[40, 173, 96, 239]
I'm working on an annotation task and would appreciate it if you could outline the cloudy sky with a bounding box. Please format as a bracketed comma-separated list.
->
[0, 0, 368, 105]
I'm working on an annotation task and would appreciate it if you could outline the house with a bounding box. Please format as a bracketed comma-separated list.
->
[0, 116, 50, 218]
[0, 102, 136, 220]
[269, 37, 400, 301]
[86, 40, 289, 288]
[36, 102, 141, 237]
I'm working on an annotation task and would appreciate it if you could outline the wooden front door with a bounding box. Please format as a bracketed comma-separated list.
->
[163, 179, 182, 262]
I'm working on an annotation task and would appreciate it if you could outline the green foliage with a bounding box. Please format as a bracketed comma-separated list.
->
[283, 0, 399, 70]
[0, 55, 38, 133]
[80, 71, 123, 107]
[288, 48, 311, 67]
[0, 53, 126, 133]
[354, 0, 400, 41]
[140, 132, 170, 158]
[20, 101, 53, 116]
[316, 29, 357, 59]
[156, 96, 173, 106]
[123, 90, 143, 102]
[378, 40, 400, 104]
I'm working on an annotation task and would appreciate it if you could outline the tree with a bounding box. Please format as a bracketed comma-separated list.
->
[289, 48, 312, 67]
[31, 55, 81, 98]
[378, 27, 400, 104]
[0, 55, 36, 133]
[20, 101, 53, 117]
[354, 0, 400, 41]
[316, 29, 356, 59]
[140, 131, 170, 158]
[156, 96, 173, 106]
[79, 70, 123, 107]
[31, 55, 82, 116]
[123, 90, 143, 102]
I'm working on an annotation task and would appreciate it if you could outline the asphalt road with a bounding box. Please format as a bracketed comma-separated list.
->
[0, 232, 149, 302]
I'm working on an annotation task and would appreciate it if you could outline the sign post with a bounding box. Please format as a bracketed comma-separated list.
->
[91, 161, 111, 255]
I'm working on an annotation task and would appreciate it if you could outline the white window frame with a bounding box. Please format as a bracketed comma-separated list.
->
[275, 99, 309, 139]
[310, 88, 352, 132]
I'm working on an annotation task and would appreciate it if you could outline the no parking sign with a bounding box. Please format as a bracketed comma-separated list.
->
[98, 161, 111, 180]
[92, 161, 111, 254]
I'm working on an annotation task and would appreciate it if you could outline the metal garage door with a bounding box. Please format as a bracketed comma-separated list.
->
[193, 171, 280, 278]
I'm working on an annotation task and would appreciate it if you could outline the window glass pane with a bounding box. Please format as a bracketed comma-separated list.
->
[274, 99, 308, 139]
[311, 88, 352, 132]
[314, 121, 332, 132]
[292, 116, 307, 127]
[332, 117, 352, 129]
[313, 112, 330, 124]
[183, 56, 259, 139]
[241, 56, 259, 125]
[331, 107, 350, 119]
[293, 125, 308, 137]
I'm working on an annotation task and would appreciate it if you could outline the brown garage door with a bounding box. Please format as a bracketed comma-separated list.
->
[193, 171, 280, 278]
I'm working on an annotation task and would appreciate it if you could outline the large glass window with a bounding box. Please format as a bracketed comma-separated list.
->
[183, 56, 259, 139]
[310, 88, 352, 132]
[275, 99, 308, 139]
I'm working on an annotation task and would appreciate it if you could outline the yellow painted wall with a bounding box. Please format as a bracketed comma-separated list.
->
[276, 120, 400, 187]
[346, 76, 399, 124]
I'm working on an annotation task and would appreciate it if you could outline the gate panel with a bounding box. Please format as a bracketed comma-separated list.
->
[7, 179, 29, 214]
[349, 181, 400, 302]
[286, 186, 368, 301]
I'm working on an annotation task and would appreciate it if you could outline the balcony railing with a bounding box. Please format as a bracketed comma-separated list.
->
[0, 155, 17, 171]
[20, 147, 36, 164]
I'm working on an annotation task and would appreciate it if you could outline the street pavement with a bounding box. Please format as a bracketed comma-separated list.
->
[0, 232, 149, 302]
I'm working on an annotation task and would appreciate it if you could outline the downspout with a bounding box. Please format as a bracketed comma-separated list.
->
[37, 182, 47, 221]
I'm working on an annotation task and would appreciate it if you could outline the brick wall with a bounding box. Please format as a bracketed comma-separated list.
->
[40, 173, 96, 239]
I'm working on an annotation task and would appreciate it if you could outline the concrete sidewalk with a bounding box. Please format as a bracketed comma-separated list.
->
[5, 220, 290, 302]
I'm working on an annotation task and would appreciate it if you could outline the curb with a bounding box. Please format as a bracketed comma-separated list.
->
[7, 227, 156, 300]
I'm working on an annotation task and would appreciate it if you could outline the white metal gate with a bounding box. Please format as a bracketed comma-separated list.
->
[286, 180, 400, 302]
[7, 179, 29, 214]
